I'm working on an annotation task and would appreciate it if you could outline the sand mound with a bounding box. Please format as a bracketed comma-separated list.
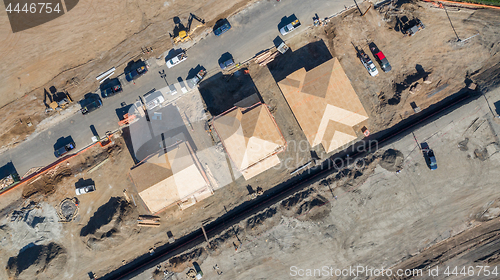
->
[296, 194, 331, 221]
[379, 149, 404, 172]
[22, 167, 72, 198]
[80, 197, 137, 250]
[6, 242, 67, 280]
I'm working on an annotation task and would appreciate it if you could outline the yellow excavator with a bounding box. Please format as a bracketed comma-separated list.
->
[174, 13, 205, 44]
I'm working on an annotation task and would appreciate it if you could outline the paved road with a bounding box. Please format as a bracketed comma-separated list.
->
[0, 0, 352, 176]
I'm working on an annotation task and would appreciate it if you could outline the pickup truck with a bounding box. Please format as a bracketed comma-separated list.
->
[166, 52, 187, 68]
[81, 96, 102, 115]
[54, 142, 76, 158]
[125, 65, 148, 82]
[280, 19, 301, 36]
[370, 45, 392, 72]
[192, 69, 206, 85]
[358, 49, 378, 77]
[421, 142, 437, 170]
[100, 79, 123, 98]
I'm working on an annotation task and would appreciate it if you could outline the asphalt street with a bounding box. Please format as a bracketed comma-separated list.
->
[0, 0, 353, 176]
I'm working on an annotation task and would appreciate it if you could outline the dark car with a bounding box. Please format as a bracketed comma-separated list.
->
[100, 81, 122, 98]
[369, 44, 392, 72]
[214, 19, 231, 36]
[55, 142, 76, 158]
[421, 142, 437, 170]
[125, 65, 148, 82]
[219, 58, 235, 70]
[426, 149, 437, 170]
[81, 96, 102, 115]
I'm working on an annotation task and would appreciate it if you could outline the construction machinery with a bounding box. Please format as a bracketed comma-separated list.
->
[46, 91, 72, 113]
[404, 19, 425, 36]
[174, 13, 205, 44]
[352, 43, 378, 77]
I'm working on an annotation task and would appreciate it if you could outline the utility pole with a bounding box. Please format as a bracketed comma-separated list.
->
[353, 0, 362, 15]
[159, 70, 169, 85]
[443, 5, 460, 42]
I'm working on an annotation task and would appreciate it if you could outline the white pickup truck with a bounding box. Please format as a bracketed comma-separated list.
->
[280, 19, 301, 36]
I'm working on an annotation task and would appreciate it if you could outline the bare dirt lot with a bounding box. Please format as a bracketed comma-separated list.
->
[0, 136, 142, 279]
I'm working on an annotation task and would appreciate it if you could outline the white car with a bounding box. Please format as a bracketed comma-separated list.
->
[166, 52, 187, 68]
[76, 185, 96, 195]
[365, 60, 379, 77]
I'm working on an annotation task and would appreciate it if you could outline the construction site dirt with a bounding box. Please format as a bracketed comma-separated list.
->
[0, 0, 500, 280]
[125, 86, 500, 280]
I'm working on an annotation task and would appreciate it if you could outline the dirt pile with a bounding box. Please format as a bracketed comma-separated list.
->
[6, 242, 67, 280]
[21, 143, 122, 199]
[22, 167, 72, 198]
[379, 149, 404, 172]
[80, 197, 137, 251]
[245, 207, 279, 235]
[280, 188, 331, 221]
[167, 248, 207, 273]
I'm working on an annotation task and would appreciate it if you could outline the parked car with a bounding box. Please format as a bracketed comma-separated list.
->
[166, 51, 187, 68]
[370, 44, 392, 72]
[213, 19, 231, 36]
[279, 19, 301, 36]
[192, 69, 206, 85]
[219, 58, 235, 70]
[125, 65, 148, 82]
[81, 96, 102, 115]
[426, 149, 437, 170]
[100, 80, 123, 98]
[54, 142, 76, 158]
[76, 184, 96, 195]
[421, 142, 437, 170]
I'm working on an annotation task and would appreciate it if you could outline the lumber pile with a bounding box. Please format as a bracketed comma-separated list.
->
[254, 49, 280, 66]
[138, 215, 160, 227]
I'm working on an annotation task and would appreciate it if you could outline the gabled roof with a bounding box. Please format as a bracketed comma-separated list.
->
[277, 57, 369, 153]
[212, 103, 286, 180]
[129, 142, 212, 213]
